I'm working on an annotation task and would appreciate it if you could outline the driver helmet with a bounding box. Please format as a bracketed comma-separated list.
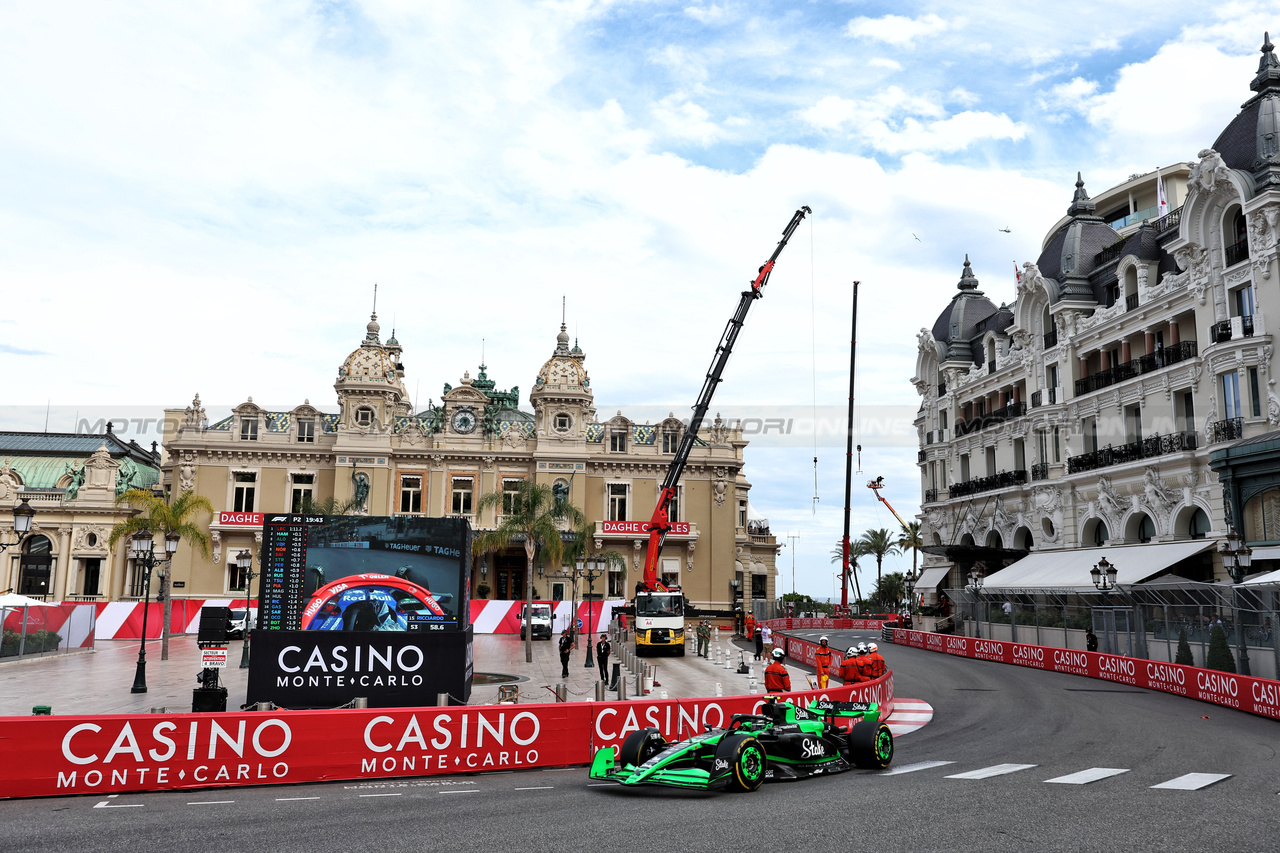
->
[819, 636, 829, 645]
[771, 648, 786, 660]
[868, 643, 879, 652]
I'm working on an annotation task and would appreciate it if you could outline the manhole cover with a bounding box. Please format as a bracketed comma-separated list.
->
[472, 672, 522, 685]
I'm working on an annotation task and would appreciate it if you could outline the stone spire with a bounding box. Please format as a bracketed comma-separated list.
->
[1251, 32, 1280, 96]
[554, 323, 571, 357]
[362, 311, 382, 346]
[957, 255, 981, 292]
[1067, 172, 1096, 217]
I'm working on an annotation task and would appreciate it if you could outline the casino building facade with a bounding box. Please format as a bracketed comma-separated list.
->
[159, 313, 780, 613]
[911, 34, 1280, 598]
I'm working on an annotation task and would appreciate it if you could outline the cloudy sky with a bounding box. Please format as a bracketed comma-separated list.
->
[2, 1, 1275, 599]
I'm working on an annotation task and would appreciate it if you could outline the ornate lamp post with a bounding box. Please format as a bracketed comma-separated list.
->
[1, 499, 36, 554]
[1221, 528, 1253, 676]
[237, 549, 254, 669]
[580, 558, 606, 669]
[967, 569, 984, 638]
[1090, 556, 1118, 597]
[129, 529, 179, 693]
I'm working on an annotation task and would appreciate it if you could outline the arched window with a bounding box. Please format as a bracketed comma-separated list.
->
[1086, 519, 1109, 547]
[1224, 206, 1249, 266]
[1188, 508, 1210, 540]
[19, 534, 54, 598]
[1138, 514, 1156, 543]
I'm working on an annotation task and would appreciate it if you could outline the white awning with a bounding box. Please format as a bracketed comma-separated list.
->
[980, 541, 1216, 590]
[1242, 568, 1280, 585]
[1246, 546, 1280, 562]
[915, 567, 950, 590]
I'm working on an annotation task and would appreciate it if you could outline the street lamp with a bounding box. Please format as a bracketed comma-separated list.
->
[580, 558, 607, 670]
[1090, 556, 1118, 595]
[129, 530, 155, 693]
[1221, 528, 1253, 676]
[967, 569, 984, 638]
[237, 549, 254, 669]
[1, 499, 36, 553]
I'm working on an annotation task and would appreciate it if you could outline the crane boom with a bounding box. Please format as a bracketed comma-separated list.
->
[638, 206, 811, 592]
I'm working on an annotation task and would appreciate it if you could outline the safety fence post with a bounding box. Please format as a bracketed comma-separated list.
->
[594, 681, 606, 701]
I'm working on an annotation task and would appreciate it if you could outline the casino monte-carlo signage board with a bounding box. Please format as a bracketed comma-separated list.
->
[249, 515, 474, 708]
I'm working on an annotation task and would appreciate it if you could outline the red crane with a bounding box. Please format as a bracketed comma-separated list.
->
[637, 206, 811, 593]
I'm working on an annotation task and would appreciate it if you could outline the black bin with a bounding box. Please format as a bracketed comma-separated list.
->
[192, 687, 228, 713]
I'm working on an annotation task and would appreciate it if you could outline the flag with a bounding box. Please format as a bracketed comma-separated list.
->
[1156, 169, 1169, 219]
[1013, 261, 1021, 287]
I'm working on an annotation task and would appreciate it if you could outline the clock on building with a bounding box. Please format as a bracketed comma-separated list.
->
[451, 408, 478, 434]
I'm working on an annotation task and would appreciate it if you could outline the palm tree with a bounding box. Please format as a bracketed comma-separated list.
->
[872, 572, 907, 612]
[474, 480, 585, 663]
[109, 488, 214, 661]
[858, 528, 900, 589]
[296, 494, 365, 516]
[561, 520, 627, 639]
[897, 520, 923, 581]
[830, 539, 868, 604]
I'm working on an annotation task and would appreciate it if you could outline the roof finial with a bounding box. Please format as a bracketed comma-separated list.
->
[1067, 171, 1096, 216]
[562, 295, 566, 326]
[957, 255, 980, 291]
[1252, 31, 1280, 95]
[373, 283, 378, 315]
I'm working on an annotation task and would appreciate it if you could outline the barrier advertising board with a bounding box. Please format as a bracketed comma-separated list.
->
[0, 676, 892, 800]
[893, 628, 1280, 722]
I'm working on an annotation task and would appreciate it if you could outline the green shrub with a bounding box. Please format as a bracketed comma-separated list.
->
[1175, 629, 1194, 666]
[1, 628, 17, 657]
[1066, 613, 1092, 630]
[1206, 624, 1236, 673]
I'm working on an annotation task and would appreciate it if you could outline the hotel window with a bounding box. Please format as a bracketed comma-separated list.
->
[355, 407, 374, 427]
[751, 574, 767, 597]
[1222, 372, 1242, 420]
[1249, 367, 1262, 418]
[400, 475, 423, 514]
[233, 472, 256, 512]
[738, 500, 747, 529]
[240, 417, 258, 441]
[290, 474, 314, 513]
[667, 485, 682, 523]
[451, 478, 473, 515]
[502, 479, 522, 515]
[960, 454, 970, 481]
[297, 418, 315, 443]
[662, 431, 679, 453]
[610, 430, 627, 453]
[608, 483, 629, 521]
[553, 413, 572, 433]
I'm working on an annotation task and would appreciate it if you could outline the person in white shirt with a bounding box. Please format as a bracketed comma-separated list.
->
[761, 624, 773, 656]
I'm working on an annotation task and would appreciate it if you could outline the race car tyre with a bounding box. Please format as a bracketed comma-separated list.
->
[847, 720, 894, 769]
[618, 728, 667, 767]
[716, 734, 767, 792]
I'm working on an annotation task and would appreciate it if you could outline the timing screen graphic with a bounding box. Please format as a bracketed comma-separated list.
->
[261, 515, 469, 632]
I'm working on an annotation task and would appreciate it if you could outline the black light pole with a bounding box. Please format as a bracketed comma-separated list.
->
[1, 499, 36, 555]
[967, 570, 984, 639]
[1091, 556, 1118, 653]
[130, 530, 157, 694]
[582, 559, 605, 669]
[1221, 529, 1253, 676]
[238, 550, 254, 669]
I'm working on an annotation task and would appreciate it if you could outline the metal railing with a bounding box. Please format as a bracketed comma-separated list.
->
[1043, 329, 1058, 349]
[1031, 462, 1049, 481]
[1126, 293, 1139, 311]
[918, 449, 926, 463]
[1075, 341, 1198, 395]
[1030, 390, 1041, 408]
[1066, 431, 1198, 474]
[955, 401, 1027, 436]
[988, 360, 996, 374]
[1209, 417, 1244, 444]
[924, 488, 945, 504]
[937, 382, 947, 397]
[1157, 205, 1183, 234]
[948, 469, 1028, 499]
[1225, 238, 1250, 267]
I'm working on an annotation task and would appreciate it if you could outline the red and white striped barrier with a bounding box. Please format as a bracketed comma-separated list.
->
[0, 675, 893, 800]
[892, 628, 1280, 722]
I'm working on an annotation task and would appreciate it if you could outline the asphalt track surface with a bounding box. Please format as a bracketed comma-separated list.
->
[3, 628, 1279, 852]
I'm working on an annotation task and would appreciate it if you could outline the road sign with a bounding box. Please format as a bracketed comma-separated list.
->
[201, 647, 229, 669]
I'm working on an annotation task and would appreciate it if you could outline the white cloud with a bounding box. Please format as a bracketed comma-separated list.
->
[684, 3, 730, 24]
[868, 57, 903, 71]
[845, 13, 949, 47]
[651, 94, 723, 145]
[865, 110, 1027, 155]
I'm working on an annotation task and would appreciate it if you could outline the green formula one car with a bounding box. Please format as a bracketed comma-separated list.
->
[588, 697, 894, 792]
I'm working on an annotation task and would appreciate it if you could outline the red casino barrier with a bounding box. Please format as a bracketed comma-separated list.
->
[892, 628, 1280, 722]
[0, 676, 893, 800]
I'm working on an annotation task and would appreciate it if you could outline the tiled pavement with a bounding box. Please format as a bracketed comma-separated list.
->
[0, 628, 789, 716]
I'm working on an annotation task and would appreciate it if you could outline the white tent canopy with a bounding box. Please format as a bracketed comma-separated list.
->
[0, 593, 55, 608]
[979, 541, 1216, 590]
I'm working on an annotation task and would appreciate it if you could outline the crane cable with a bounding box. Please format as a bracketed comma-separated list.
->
[810, 212, 819, 514]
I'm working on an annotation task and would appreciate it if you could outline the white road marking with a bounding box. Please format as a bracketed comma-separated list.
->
[945, 764, 1038, 780]
[1151, 773, 1232, 790]
[587, 783, 616, 787]
[1044, 768, 1130, 785]
[276, 797, 322, 801]
[437, 790, 479, 794]
[878, 760, 955, 776]
[93, 802, 144, 809]
[358, 793, 402, 798]
[514, 786, 554, 791]
[186, 801, 234, 805]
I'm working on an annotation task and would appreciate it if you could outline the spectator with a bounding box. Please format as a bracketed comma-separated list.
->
[595, 633, 611, 682]
[1086, 629, 1098, 652]
[761, 624, 773, 656]
[753, 624, 764, 660]
[558, 628, 573, 679]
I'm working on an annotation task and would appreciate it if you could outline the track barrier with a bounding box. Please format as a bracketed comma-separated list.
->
[0, 674, 892, 800]
[891, 627, 1280, 723]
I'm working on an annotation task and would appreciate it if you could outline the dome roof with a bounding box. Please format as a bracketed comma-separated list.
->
[1119, 223, 1161, 263]
[534, 324, 590, 392]
[930, 256, 999, 353]
[337, 312, 400, 384]
[1034, 174, 1121, 295]
[1209, 33, 1280, 192]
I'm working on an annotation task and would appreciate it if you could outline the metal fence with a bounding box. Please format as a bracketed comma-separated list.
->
[946, 580, 1280, 679]
[0, 603, 97, 662]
